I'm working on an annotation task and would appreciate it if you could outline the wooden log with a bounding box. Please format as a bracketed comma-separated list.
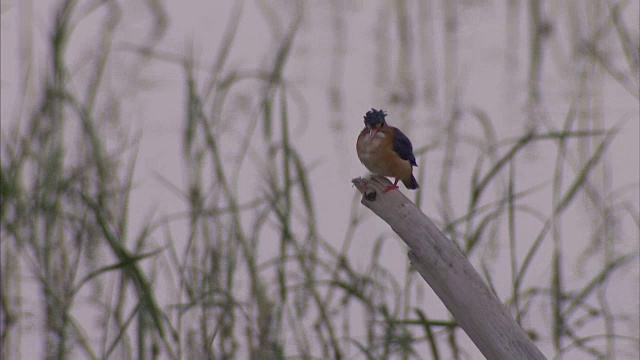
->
[352, 176, 547, 360]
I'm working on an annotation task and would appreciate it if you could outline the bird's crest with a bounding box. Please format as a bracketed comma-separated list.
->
[364, 108, 387, 128]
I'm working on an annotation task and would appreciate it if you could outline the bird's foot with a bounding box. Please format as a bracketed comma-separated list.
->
[383, 185, 399, 193]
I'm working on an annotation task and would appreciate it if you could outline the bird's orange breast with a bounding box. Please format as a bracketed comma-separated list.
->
[356, 127, 412, 180]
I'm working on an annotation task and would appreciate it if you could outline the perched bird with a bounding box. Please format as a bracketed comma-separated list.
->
[356, 108, 419, 192]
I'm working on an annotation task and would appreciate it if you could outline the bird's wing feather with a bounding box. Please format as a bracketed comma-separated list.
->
[392, 128, 417, 166]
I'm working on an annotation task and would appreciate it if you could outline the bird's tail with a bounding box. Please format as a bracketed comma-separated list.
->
[402, 174, 419, 190]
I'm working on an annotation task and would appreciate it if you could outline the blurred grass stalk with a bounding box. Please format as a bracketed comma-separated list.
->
[1, 0, 639, 359]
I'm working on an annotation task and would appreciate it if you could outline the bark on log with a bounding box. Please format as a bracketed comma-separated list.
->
[352, 176, 547, 360]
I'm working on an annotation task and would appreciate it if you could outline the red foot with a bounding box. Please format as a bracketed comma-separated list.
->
[383, 185, 399, 193]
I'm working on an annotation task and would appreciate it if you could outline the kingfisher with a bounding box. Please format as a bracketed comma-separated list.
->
[356, 108, 419, 193]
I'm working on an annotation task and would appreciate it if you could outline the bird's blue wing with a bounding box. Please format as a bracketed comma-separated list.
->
[392, 128, 417, 166]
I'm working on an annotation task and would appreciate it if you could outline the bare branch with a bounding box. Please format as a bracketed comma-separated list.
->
[352, 176, 547, 360]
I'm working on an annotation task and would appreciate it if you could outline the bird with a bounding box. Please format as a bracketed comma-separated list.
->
[356, 108, 419, 193]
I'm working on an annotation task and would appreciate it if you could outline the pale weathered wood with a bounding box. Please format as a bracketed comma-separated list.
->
[352, 176, 547, 360]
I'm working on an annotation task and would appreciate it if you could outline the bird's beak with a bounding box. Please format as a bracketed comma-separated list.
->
[368, 128, 378, 138]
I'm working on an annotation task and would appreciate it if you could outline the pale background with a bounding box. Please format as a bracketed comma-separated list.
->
[2, 0, 639, 359]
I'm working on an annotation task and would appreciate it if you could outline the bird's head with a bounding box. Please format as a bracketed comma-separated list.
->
[363, 108, 387, 136]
